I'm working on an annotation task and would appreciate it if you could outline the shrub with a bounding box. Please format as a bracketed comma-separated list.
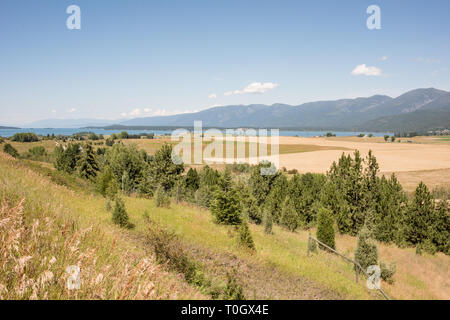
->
[146, 224, 197, 283]
[11, 132, 39, 142]
[3, 143, 19, 158]
[380, 261, 396, 284]
[354, 225, 378, 273]
[238, 221, 256, 251]
[316, 207, 335, 250]
[105, 199, 112, 211]
[112, 198, 132, 228]
[308, 235, 317, 253]
[222, 271, 245, 300]
[155, 185, 171, 208]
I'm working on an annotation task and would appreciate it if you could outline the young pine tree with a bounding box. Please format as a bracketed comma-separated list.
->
[77, 144, 99, 180]
[238, 221, 256, 251]
[155, 185, 171, 208]
[280, 197, 299, 232]
[210, 169, 242, 225]
[401, 182, 435, 247]
[354, 225, 378, 273]
[316, 207, 335, 250]
[263, 209, 273, 235]
[112, 197, 131, 228]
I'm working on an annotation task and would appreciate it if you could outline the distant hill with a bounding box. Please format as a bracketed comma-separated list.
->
[119, 88, 449, 132]
[359, 91, 450, 132]
[0, 126, 20, 129]
[25, 118, 119, 128]
[24, 88, 450, 132]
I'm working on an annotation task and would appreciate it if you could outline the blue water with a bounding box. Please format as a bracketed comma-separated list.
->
[0, 128, 392, 138]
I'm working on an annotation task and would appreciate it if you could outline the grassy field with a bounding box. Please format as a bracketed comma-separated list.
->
[1, 150, 448, 300]
[0, 152, 205, 300]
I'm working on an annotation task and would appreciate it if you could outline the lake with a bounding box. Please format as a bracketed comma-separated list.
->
[0, 128, 392, 138]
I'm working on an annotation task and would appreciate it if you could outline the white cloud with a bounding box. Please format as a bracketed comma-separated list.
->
[129, 108, 141, 116]
[224, 82, 279, 96]
[351, 64, 382, 76]
[120, 112, 127, 117]
[380, 56, 388, 61]
[208, 93, 217, 99]
[68, 108, 77, 113]
[144, 108, 152, 113]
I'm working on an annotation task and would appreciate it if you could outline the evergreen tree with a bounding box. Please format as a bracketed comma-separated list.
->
[121, 170, 132, 195]
[210, 169, 241, 225]
[155, 185, 171, 208]
[185, 168, 200, 191]
[374, 174, 406, 243]
[354, 225, 378, 273]
[263, 209, 273, 235]
[104, 143, 148, 193]
[54, 143, 81, 173]
[316, 207, 335, 250]
[96, 165, 115, 197]
[263, 174, 288, 223]
[77, 144, 99, 179]
[248, 161, 280, 206]
[429, 200, 450, 255]
[112, 197, 131, 228]
[401, 182, 435, 246]
[147, 144, 184, 192]
[280, 196, 299, 232]
[238, 221, 256, 251]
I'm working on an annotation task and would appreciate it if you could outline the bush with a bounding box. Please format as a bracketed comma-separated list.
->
[11, 132, 39, 142]
[146, 224, 197, 283]
[308, 235, 317, 253]
[238, 221, 256, 251]
[380, 261, 396, 284]
[222, 271, 245, 300]
[3, 143, 19, 158]
[112, 198, 132, 228]
[316, 207, 335, 250]
[354, 225, 378, 273]
[105, 199, 112, 211]
[154, 185, 171, 208]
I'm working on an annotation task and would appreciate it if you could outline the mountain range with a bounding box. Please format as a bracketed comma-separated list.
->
[24, 88, 450, 132]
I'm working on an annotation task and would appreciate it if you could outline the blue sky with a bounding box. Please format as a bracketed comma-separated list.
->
[1, 0, 449, 125]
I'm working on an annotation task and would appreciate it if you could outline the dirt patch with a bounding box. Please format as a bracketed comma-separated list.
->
[183, 242, 341, 300]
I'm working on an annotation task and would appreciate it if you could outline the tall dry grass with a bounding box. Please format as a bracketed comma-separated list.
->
[0, 152, 205, 300]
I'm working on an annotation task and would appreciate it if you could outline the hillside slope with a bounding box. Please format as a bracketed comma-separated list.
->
[1, 152, 448, 300]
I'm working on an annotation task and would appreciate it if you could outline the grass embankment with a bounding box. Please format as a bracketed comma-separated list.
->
[1, 152, 448, 300]
[0, 152, 205, 300]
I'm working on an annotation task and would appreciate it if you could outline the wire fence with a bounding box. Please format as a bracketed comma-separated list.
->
[307, 233, 390, 300]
